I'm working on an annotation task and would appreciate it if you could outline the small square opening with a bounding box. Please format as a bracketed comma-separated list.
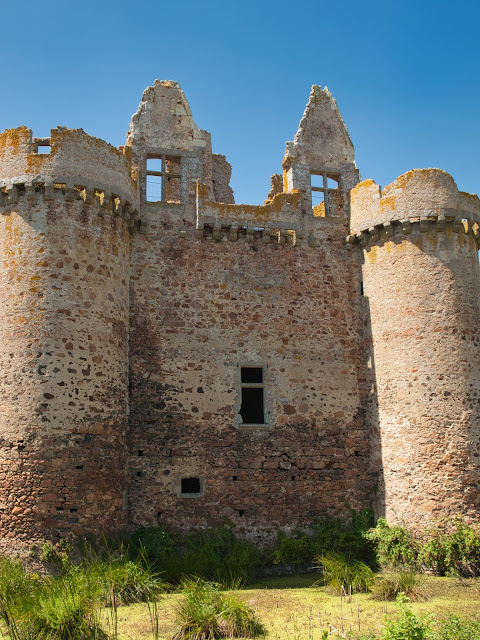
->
[241, 367, 263, 383]
[147, 158, 162, 172]
[181, 477, 201, 495]
[327, 176, 339, 189]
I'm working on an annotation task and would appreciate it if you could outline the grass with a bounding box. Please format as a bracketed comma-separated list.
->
[34, 574, 477, 640]
[371, 569, 429, 602]
[172, 578, 266, 639]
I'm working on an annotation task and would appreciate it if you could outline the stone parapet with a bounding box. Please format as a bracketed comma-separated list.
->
[0, 126, 137, 208]
[348, 170, 480, 249]
[196, 181, 302, 242]
[0, 179, 139, 230]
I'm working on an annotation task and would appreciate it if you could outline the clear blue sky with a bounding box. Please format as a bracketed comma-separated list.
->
[1, 0, 478, 204]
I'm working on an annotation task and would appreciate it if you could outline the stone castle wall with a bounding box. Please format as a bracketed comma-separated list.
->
[350, 170, 480, 526]
[0, 82, 479, 552]
[0, 128, 137, 552]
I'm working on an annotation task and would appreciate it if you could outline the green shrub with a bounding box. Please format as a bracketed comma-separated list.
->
[38, 540, 61, 564]
[420, 518, 480, 577]
[364, 519, 421, 568]
[173, 578, 266, 640]
[371, 568, 428, 601]
[310, 510, 376, 566]
[314, 552, 374, 594]
[268, 510, 376, 570]
[381, 594, 432, 640]
[131, 524, 261, 584]
[269, 530, 311, 566]
[434, 614, 480, 640]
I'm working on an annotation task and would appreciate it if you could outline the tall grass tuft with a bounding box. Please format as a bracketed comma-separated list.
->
[371, 568, 428, 601]
[172, 578, 266, 640]
[315, 552, 374, 594]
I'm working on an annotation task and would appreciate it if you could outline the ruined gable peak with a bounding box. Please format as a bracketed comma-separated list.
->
[284, 85, 355, 169]
[126, 79, 207, 152]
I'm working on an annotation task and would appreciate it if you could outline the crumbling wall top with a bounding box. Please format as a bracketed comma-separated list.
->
[283, 86, 355, 170]
[126, 80, 208, 153]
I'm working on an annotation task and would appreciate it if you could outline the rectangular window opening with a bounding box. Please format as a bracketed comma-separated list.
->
[240, 366, 265, 425]
[181, 477, 201, 495]
[34, 138, 51, 154]
[311, 170, 340, 216]
[146, 154, 181, 204]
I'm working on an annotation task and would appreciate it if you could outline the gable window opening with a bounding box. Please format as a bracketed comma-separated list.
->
[146, 155, 181, 203]
[311, 170, 339, 216]
[240, 366, 265, 425]
[34, 138, 51, 154]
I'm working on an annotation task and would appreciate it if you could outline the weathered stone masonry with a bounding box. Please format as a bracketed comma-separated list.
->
[0, 80, 479, 552]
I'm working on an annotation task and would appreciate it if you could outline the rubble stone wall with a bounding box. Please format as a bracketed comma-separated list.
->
[351, 171, 480, 526]
[127, 202, 372, 538]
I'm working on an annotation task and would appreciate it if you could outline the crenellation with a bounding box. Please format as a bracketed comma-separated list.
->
[0, 81, 479, 554]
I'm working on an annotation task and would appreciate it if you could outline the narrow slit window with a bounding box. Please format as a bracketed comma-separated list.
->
[240, 366, 265, 425]
[146, 154, 181, 203]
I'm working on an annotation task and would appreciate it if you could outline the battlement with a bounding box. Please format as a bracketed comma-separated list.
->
[195, 182, 302, 244]
[0, 126, 137, 208]
[347, 169, 480, 247]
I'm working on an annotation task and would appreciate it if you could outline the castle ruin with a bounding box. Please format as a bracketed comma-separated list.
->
[1, 80, 479, 552]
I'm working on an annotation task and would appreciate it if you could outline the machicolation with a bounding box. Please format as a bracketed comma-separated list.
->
[1, 80, 480, 553]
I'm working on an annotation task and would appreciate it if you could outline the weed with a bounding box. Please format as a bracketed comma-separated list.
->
[371, 569, 428, 602]
[172, 578, 266, 639]
[38, 540, 61, 564]
[314, 552, 374, 594]
[434, 613, 480, 640]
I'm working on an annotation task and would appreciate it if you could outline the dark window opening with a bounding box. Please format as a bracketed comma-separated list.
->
[239, 366, 266, 425]
[181, 477, 201, 495]
[70, 508, 77, 513]
[146, 154, 181, 203]
[291, 476, 296, 482]
[241, 367, 263, 383]
[237, 509, 245, 517]
[360, 281, 364, 295]
[241, 387, 264, 424]
[157, 511, 163, 518]
[138, 450, 144, 457]
[232, 475, 238, 481]
[75, 465, 83, 470]
[136, 471, 145, 477]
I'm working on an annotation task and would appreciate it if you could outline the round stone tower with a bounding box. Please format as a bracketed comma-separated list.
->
[0, 126, 138, 552]
[349, 169, 480, 526]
